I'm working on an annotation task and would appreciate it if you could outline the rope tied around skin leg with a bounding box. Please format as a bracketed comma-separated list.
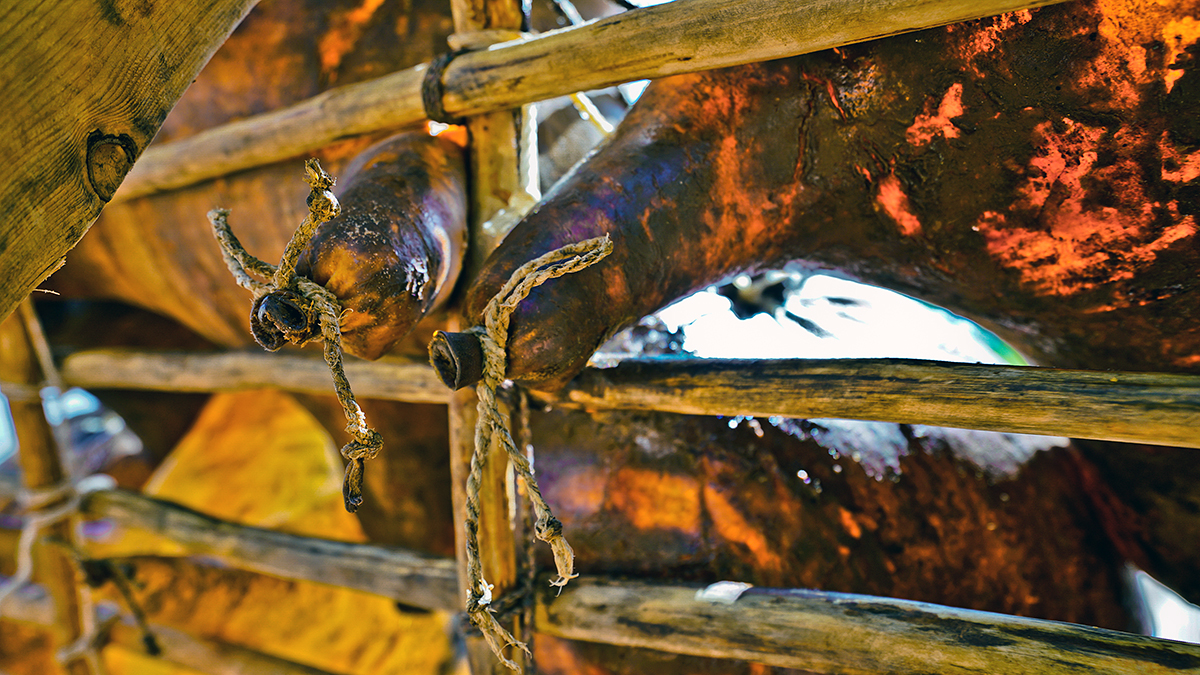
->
[451, 235, 613, 671]
[209, 159, 383, 513]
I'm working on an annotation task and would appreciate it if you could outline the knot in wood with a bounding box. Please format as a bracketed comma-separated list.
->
[85, 131, 138, 202]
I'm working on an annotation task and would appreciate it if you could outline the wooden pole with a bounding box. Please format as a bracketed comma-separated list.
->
[445, 0, 534, 671]
[113, 0, 1067, 202]
[555, 358, 1200, 448]
[60, 349, 448, 403]
[0, 0, 259, 322]
[13, 567, 1196, 674]
[0, 303, 93, 675]
[58, 349, 1200, 448]
[77, 489, 460, 612]
[4, 583, 342, 675]
[537, 577, 1200, 674]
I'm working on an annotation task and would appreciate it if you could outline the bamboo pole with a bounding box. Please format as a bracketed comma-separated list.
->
[113, 0, 1067, 202]
[536, 577, 1200, 674]
[555, 358, 1200, 448]
[59, 349, 448, 403]
[77, 489, 460, 612]
[4, 583, 341, 675]
[0, 303, 94, 675]
[56, 349, 1200, 447]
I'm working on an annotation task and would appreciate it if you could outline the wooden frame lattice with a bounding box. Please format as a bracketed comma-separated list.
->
[3, 0, 1200, 673]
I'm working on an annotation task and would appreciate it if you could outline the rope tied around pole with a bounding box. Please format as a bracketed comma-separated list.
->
[209, 159, 383, 513]
[422, 29, 530, 125]
[444, 234, 613, 671]
[0, 301, 115, 674]
[0, 483, 83, 612]
[0, 456, 120, 674]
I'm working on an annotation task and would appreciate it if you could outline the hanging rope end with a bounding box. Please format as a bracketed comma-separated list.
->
[340, 428, 382, 513]
[469, 608, 531, 673]
[535, 514, 577, 591]
[341, 457, 365, 513]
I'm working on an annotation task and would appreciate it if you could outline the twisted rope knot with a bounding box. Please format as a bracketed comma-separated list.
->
[534, 514, 562, 542]
[303, 160, 338, 212]
[340, 427, 383, 512]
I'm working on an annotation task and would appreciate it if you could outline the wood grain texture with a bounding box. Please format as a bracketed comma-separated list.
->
[113, 0, 1065, 201]
[536, 577, 1200, 674]
[78, 489, 460, 611]
[0, 0, 258, 322]
[59, 349, 448, 403]
[557, 359, 1200, 448]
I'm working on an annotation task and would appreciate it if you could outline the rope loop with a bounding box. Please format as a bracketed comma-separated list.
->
[422, 30, 529, 125]
[422, 50, 467, 125]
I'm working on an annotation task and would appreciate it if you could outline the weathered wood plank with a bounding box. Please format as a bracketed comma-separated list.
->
[60, 349, 448, 403]
[0, 0, 259, 322]
[556, 359, 1200, 448]
[79, 489, 460, 612]
[113, 0, 1066, 201]
[537, 577, 1200, 674]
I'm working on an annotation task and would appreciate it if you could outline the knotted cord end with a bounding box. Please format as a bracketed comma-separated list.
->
[535, 514, 578, 590]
